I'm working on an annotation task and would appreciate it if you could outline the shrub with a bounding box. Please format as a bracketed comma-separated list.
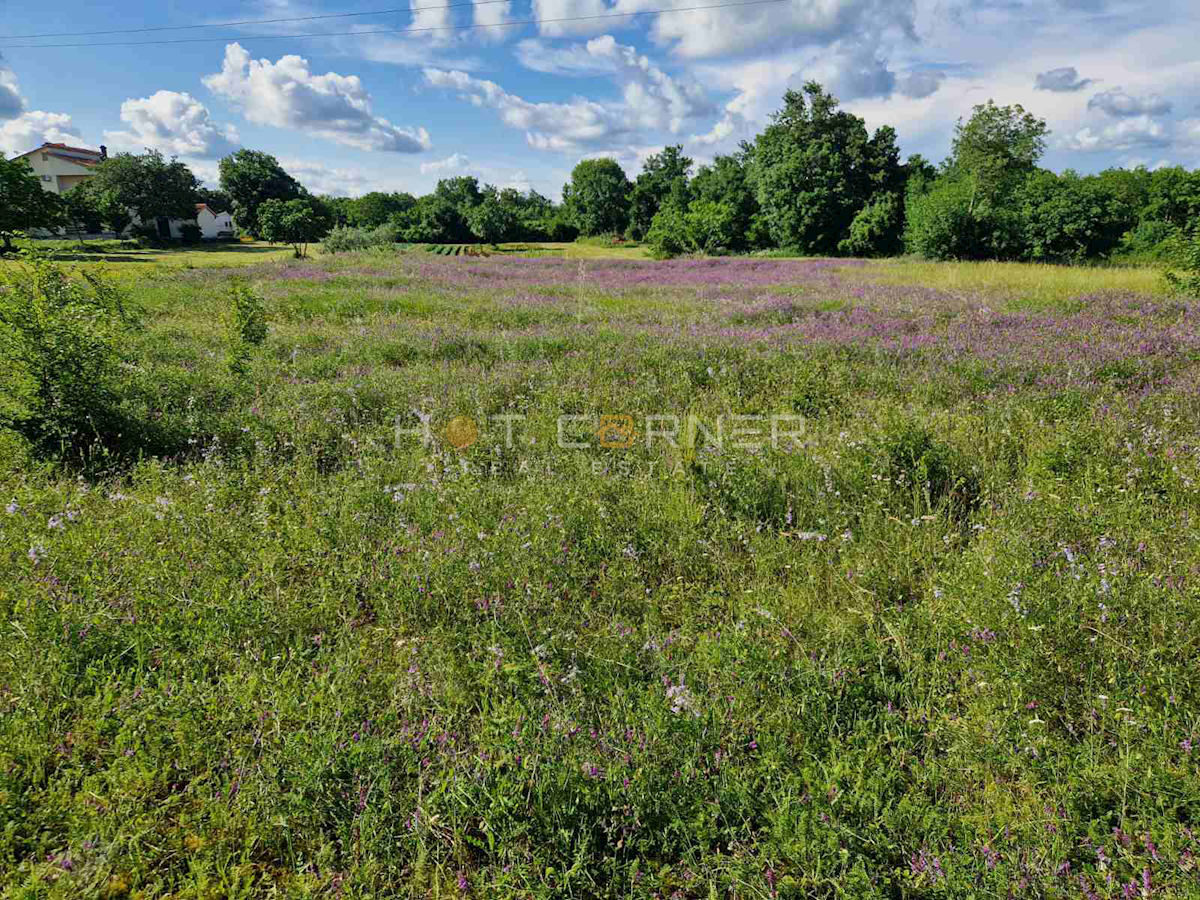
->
[179, 223, 202, 244]
[322, 223, 399, 254]
[838, 191, 904, 257]
[646, 200, 736, 258]
[1118, 219, 1177, 261]
[904, 176, 1014, 260]
[0, 251, 140, 453]
[1164, 225, 1200, 297]
[226, 281, 268, 375]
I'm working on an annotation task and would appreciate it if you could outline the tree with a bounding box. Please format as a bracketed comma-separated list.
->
[0, 155, 64, 252]
[466, 195, 518, 246]
[690, 150, 766, 251]
[563, 158, 631, 237]
[1016, 170, 1131, 261]
[950, 100, 1049, 213]
[627, 145, 692, 240]
[348, 192, 416, 228]
[90, 150, 199, 226]
[839, 192, 904, 257]
[748, 82, 902, 254]
[218, 150, 304, 238]
[62, 181, 103, 244]
[646, 199, 736, 257]
[256, 198, 326, 258]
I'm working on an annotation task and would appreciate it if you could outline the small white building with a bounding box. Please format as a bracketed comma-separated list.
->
[195, 203, 235, 240]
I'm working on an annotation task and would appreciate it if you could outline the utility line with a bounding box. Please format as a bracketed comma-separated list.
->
[0, 0, 512, 40]
[0, 0, 788, 49]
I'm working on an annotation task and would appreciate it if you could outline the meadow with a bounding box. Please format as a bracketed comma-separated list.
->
[2, 245, 1200, 899]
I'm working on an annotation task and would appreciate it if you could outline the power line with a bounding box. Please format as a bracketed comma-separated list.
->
[0, 0, 788, 49]
[0, 1, 511, 40]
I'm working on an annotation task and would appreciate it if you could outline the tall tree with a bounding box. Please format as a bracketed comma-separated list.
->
[90, 150, 199, 226]
[218, 150, 304, 238]
[256, 198, 326, 258]
[949, 100, 1049, 213]
[0, 155, 63, 252]
[690, 149, 765, 251]
[748, 82, 902, 254]
[627, 145, 693, 240]
[348, 192, 416, 228]
[563, 158, 631, 237]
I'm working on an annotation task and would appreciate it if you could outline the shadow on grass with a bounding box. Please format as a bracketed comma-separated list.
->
[7, 242, 288, 265]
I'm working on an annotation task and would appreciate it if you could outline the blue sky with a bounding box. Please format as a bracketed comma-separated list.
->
[2, 0, 1198, 198]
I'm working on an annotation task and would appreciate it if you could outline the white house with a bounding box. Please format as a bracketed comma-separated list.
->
[9, 141, 105, 195]
[195, 204, 235, 239]
[12, 141, 235, 240]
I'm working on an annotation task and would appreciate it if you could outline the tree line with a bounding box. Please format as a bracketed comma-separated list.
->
[2, 81, 1198, 262]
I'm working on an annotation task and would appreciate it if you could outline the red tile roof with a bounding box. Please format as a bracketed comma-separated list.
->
[47, 152, 99, 168]
[42, 142, 102, 157]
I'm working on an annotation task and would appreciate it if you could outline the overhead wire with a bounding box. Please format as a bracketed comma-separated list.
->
[0, 0, 789, 49]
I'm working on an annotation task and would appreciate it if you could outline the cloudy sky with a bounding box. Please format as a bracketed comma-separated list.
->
[1, 0, 1197, 198]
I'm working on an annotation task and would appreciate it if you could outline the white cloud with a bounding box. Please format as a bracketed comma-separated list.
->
[531, 0, 614, 38]
[0, 111, 88, 158]
[795, 35, 896, 101]
[1087, 88, 1172, 118]
[203, 43, 432, 153]
[474, 0, 516, 39]
[426, 37, 708, 152]
[1065, 115, 1172, 152]
[104, 91, 239, 159]
[1034, 67, 1095, 92]
[613, 0, 914, 61]
[420, 153, 470, 174]
[280, 159, 373, 197]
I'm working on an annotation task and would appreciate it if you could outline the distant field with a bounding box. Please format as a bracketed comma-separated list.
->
[2, 247, 1198, 898]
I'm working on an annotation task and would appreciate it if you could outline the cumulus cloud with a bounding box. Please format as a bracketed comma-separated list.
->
[612, 0, 914, 61]
[796, 36, 896, 101]
[104, 91, 239, 159]
[1065, 115, 1172, 152]
[0, 55, 24, 121]
[203, 43, 432, 153]
[531, 0, 614, 38]
[0, 111, 88, 157]
[1034, 67, 1094, 92]
[896, 70, 946, 99]
[420, 153, 470, 174]
[426, 40, 708, 151]
[280, 159, 372, 197]
[474, 0, 516, 39]
[1087, 88, 1172, 118]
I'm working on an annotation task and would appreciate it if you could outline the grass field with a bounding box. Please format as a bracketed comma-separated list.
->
[2, 247, 1199, 898]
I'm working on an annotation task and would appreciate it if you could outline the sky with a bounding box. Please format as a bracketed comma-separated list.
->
[1, 0, 1198, 199]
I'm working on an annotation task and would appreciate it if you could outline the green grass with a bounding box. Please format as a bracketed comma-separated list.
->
[4, 238, 300, 278]
[2, 248, 1199, 898]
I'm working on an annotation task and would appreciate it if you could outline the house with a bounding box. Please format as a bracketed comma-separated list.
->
[10, 142, 105, 195]
[195, 204, 235, 240]
[11, 140, 235, 240]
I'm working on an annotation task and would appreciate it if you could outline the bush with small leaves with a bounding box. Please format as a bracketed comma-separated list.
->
[226, 281, 268, 375]
[0, 250, 140, 453]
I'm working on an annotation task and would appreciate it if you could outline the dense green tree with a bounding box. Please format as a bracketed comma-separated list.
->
[1144, 167, 1200, 231]
[949, 100, 1049, 213]
[689, 150, 767, 251]
[256, 198, 327, 258]
[563, 158, 631, 237]
[0, 155, 64, 252]
[839, 192, 905, 257]
[466, 195, 518, 246]
[1016, 170, 1132, 261]
[89, 150, 199, 228]
[218, 150, 304, 238]
[348, 192, 416, 228]
[627, 146, 692, 240]
[748, 82, 903, 254]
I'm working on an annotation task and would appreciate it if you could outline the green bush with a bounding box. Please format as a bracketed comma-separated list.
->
[838, 191, 904, 257]
[1118, 218, 1178, 261]
[322, 223, 400, 254]
[1164, 225, 1200, 297]
[179, 223, 202, 244]
[646, 200, 736, 258]
[226, 281, 268, 375]
[904, 177, 1011, 260]
[0, 251, 140, 453]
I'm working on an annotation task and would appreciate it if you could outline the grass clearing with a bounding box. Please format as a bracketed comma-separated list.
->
[1, 248, 1198, 898]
